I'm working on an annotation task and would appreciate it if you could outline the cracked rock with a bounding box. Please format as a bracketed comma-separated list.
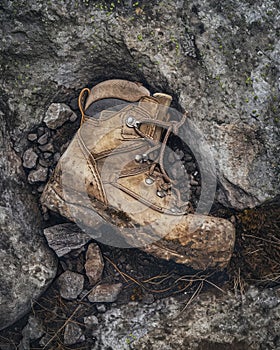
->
[88, 283, 123, 303]
[43, 223, 92, 257]
[44, 103, 76, 129]
[57, 270, 84, 300]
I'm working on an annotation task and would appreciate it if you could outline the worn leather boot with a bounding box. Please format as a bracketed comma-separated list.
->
[41, 79, 235, 270]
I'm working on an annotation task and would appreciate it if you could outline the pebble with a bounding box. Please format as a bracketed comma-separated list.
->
[64, 323, 85, 346]
[37, 184, 45, 193]
[39, 158, 52, 167]
[19, 315, 44, 350]
[184, 154, 193, 162]
[53, 152, 61, 163]
[57, 270, 84, 300]
[37, 133, 48, 145]
[85, 243, 104, 286]
[44, 103, 75, 129]
[95, 304, 107, 313]
[39, 142, 54, 153]
[28, 166, 48, 184]
[43, 152, 53, 159]
[69, 112, 78, 122]
[37, 126, 45, 137]
[142, 293, 155, 304]
[27, 133, 37, 142]
[88, 283, 123, 303]
[43, 223, 92, 257]
[22, 148, 38, 169]
[84, 315, 99, 327]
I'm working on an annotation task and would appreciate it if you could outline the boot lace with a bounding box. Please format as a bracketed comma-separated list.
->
[126, 112, 189, 213]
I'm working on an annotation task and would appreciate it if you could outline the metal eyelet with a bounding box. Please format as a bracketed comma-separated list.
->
[135, 154, 142, 163]
[156, 190, 166, 198]
[126, 116, 139, 128]
[145, 178, 154, 185]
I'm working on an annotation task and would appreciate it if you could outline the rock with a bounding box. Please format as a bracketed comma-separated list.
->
[85, 243, 104, 285]
[84, 315, 99, 327]
[43, 223, 92, 257]
[88, 283, 123, 303]
[87, 287, 280, 350]
[18, 315, 45, 350]
[38, 142, 54, 153]
[64, 323, 85, 346]
[37, 133, 48, 145]
[0, 139, 57, 330]
[95, 304, 107, 313]
[43, 152, 52, 159]
[22, 148, 38, 169]
[28, 166, 48, 183]
[44, 103, 75, 129]
[69, 112, 78, 122]
[57, 270, 84, 300]
[37, 127, 45, 137]
[27, 133, 37, 142]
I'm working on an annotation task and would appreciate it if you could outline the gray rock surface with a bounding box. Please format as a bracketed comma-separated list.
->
[0, 118, 57, 330]
[88, 283, 123, 303]
[0, 0, 278, 210]
[44, 103, 77, 129]
[44, 223, 92, 257]
[57, 270, 84, 300]
[90, 287, 280, 350]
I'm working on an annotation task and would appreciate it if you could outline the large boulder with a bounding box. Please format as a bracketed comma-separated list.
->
[0, 0, 279, 210]
[0, 112, 57, 330]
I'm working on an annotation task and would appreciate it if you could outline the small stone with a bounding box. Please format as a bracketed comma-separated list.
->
[37, 133, 49, 145]
[44, 103, 75, 129]
[39, 158, 52, 167]
[37, 127, 45, 137]
[57, 270, 84, 300]
[184, 154, 193, 162]
[64, 323, 85, 346]
[27, 133, 37, 142]
[95, 304, 107, 313]
[22, 148, 38, 169]
[88, 283, 123, 303]
[60, 141, 70, 155]
[69, 112, 78, 122]
[19, 315, 44, 349]
[37, 184, 45, 193]
[43, 223, 92, 257]
[84, 315, 99, 327]
[53, 152, 61, 163]
[142, 293, 154, 304]
[28, 166, 48, 184]
[85, 243, 104, 285]
[43, 152, 53, 159]
[39, 142, 54, 153]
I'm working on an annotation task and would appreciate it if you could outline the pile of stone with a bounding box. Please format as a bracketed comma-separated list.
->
[22, 103, 78, 194]
[17, 223, 124, 348]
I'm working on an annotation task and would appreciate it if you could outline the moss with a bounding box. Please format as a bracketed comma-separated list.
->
[137, 33, 143, 41]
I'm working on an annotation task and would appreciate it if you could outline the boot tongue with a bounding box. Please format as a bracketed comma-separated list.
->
[139, 93, 172, 142]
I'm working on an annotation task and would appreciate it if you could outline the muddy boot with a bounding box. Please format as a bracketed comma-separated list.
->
[41, 79, 235, 270]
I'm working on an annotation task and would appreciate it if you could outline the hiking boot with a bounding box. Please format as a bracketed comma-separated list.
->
[41, 79, 235, 270]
